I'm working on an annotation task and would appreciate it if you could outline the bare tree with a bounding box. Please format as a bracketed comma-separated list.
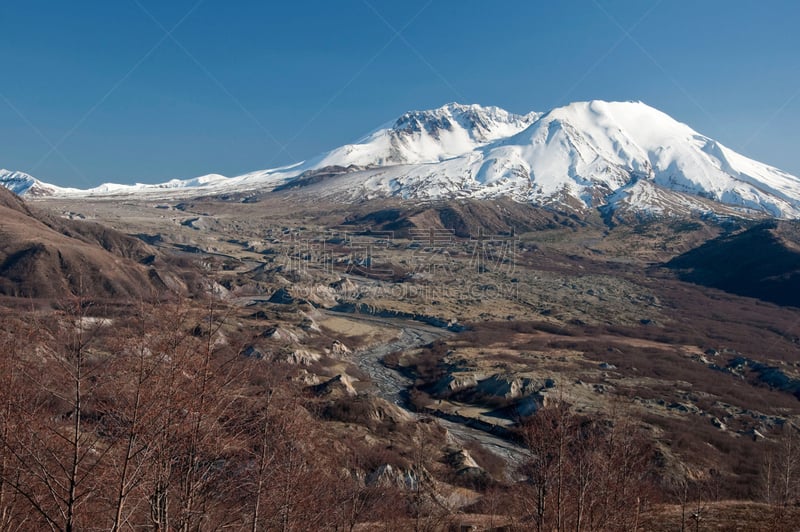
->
[248, 388, 274, 532]
[131, 299, 244, 531]
[0, 292, 116, 530]
[0, 318, 33, 530]
[762, 423, 800, 507]
[588, 414, 654, 531]
[517, 401, 572, 532]
[331, 439, 394, 532]
[568, 419, 599, 532]
[97, 300, 187, 531]
[515, 401, 654, 532]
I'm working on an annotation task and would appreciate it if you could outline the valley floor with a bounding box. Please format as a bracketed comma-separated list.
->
[0, 194, 798, 529]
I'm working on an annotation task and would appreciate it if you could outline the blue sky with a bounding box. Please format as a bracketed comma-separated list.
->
[1, 0, 799, 188]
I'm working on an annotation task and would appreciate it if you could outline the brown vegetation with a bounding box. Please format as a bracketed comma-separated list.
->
[3, 190, 800, 529]
[0, 298, 484, 530]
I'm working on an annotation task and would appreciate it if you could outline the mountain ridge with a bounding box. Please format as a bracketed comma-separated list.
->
[0, 186, 173, 299]
[3, 100, 800, 219]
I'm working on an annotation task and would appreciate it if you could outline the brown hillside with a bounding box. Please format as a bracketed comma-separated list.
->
[0, 187, 167, 299]
[667, 220, 800, 308]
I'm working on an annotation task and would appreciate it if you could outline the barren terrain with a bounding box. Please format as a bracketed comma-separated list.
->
[2, 191, 799, 529]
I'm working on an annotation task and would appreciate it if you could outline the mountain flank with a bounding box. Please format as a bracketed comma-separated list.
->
[0, 187, 173, 299]
[667, 220, 800, 307]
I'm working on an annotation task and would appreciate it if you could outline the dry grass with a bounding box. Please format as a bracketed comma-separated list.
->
[641, 500, 800, 531]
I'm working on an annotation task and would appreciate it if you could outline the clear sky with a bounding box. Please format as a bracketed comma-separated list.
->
[1, 0, 799, 188]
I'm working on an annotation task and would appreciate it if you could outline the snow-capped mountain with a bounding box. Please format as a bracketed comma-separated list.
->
[307, 103, 539, 169]
[477, 100, 800, 217]
[0, 169, 63, 197]
[3, 100, 800, 219]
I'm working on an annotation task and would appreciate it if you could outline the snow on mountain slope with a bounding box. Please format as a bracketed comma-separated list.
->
[0, 165, 301, 199]
[1, 103, 535, 199]
[306, 103, 539, 169]
[3, 100, 800, 219]
[468, 100, 800, 217]
[288, 100, 800, 218]
[0, 169, 65, 197]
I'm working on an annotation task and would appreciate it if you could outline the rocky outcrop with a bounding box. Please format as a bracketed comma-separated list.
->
[268, 287, 295, 304]
[262, 326, 301, 343]
[474, 374, 543, 400]
[278, 349, 321, 365]
[330, 302, 466, 331]
[310, 374, 357, 398]
[431, 373, 481, 395]
[329, 340, 351, 357]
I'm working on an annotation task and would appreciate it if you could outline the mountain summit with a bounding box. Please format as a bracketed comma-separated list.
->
[304, 103, 540, 170]
[3, 100, 800, 218]
[0, 169, 61, 197]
